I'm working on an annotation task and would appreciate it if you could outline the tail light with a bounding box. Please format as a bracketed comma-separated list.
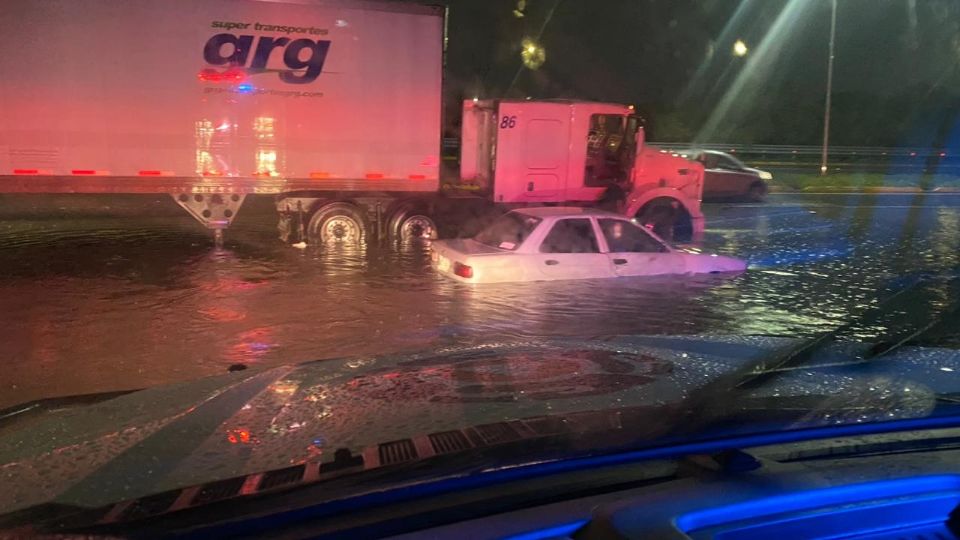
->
[454, 262, 473, 279]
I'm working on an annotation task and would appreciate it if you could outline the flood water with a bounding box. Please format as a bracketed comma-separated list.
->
[2, 192, 960, 409]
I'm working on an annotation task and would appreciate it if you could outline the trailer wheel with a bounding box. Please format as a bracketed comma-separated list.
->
[637, 198, 693, 243]
[307, 203, 366, 245]
[389, 206, 438, 242]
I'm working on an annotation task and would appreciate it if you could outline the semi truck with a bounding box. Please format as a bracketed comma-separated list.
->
[0, 0, 704, 246]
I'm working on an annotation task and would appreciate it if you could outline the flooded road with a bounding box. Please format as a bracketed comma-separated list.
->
[1, 192, 959, 409]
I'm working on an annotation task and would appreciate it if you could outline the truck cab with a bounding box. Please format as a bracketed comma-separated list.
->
[460, 99, 704, 241]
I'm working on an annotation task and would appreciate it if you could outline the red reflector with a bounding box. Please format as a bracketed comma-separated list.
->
[138, 170, 162, 176]
[408, 174, 426, 180]
[71, 170, 96, 175]
[365, 172, 384, 179]
[198, 68, 245, 83]
[454, 262, 473, 279]
[202, 171, 224, 177]
[310, 171, 331, 179]
[13, 169, 38, 175]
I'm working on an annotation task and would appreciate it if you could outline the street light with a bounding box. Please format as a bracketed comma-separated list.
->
[520, 37, 546, 69]
[820, 0, 838, 176]
[732, 39, 748, 57]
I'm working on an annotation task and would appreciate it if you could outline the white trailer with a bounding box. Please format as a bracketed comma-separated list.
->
[0, 0, 703, 245]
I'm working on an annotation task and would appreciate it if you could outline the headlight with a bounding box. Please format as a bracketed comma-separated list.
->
[758, 170, 773, 181]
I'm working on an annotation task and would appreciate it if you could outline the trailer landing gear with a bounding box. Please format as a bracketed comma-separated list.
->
[172, 193, 246, 246]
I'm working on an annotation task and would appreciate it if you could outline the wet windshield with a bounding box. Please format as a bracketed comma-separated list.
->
[721, 153, 747, 169]
[2, 0, 960, 530]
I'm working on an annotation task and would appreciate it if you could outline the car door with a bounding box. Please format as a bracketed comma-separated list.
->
[710, 154, 755, 197]
[536, 218, 615, 280]
[597, 218, 685, 277]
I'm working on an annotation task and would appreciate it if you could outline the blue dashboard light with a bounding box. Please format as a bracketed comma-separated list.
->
[236, 83, 254, 93]
[503, 520, 589, 540]
[676, 474, 960, 535]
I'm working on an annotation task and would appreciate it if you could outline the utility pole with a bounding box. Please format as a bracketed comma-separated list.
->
[820, 0, 837, 175]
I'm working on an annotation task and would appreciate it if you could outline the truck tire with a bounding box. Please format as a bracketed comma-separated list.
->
[307, 202, 366, 245]
[637, 198, 693, 243]
[388, 205, 438, 242]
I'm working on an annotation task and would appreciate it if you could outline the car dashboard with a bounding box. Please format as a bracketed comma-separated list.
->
[389, 428, 960, 540]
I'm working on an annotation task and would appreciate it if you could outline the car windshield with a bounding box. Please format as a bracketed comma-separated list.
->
[3, 0, 960, 531]
[473, 212, 541, 250]
[720, 153, 747, 169]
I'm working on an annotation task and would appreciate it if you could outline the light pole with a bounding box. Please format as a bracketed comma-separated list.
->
[820, 0, 837, 175]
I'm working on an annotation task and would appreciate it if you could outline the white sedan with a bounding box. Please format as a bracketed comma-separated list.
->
[431, 207, 746, 284]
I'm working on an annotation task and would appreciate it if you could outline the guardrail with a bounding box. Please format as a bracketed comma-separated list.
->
[443, 139, 948, 159]
[647, 143, 948, 160]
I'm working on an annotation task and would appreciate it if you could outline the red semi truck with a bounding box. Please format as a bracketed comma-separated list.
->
[0, 0, 703, 245]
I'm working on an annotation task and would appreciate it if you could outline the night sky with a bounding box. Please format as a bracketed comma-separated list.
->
[442, 0, 960, 147]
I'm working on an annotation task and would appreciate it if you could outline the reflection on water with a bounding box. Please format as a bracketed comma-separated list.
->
[1, 194, 960, 407]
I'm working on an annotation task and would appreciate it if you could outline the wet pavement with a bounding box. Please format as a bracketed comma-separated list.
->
[1, 192, 959, 409]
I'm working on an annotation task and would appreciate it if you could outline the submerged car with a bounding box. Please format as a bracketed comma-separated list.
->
[430, 207, 746, 284]
[689, 150, 772, 202]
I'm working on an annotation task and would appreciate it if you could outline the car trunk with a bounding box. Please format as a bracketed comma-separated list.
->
[431, 239, 524, 283]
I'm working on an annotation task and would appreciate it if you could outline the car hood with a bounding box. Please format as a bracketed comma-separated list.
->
[1, 335, 957, 515]
[678, 252, 748, 273]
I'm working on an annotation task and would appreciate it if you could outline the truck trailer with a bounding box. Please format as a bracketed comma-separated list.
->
[0, 0, 703, 245]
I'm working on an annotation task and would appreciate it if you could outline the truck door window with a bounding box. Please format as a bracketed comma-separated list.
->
[599, 219, 668, 253]
[585, 114, 632, 187]
[539, 219, 600, 253]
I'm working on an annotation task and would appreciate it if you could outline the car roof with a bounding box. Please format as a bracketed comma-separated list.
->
[511, 206, 625, 219]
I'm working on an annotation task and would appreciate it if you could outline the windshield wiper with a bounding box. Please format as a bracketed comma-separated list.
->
[0, 389, 142, 427]
[672, 271, 960, 436]
[864, 276, 960, 359]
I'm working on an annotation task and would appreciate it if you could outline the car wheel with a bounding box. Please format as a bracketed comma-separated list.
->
[307, 203, 366, 245]
[747, 181, 768, 202]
